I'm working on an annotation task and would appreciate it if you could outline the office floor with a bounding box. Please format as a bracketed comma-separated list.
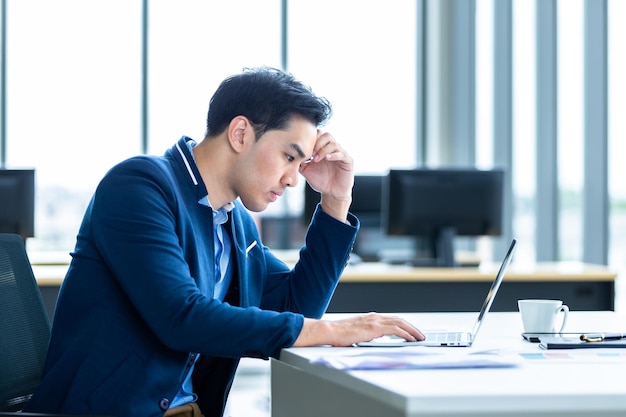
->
[224, 358, 271, 417]
[224, 272, 626, 417]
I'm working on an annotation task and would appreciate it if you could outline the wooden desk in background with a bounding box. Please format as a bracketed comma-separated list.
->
[330, 261, 617, 313]
[33, 260, 617, 321]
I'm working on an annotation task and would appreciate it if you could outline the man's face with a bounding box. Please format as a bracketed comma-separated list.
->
[233, 116, 317, 212]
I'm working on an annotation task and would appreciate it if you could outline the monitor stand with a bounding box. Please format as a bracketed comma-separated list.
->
[381, 227, 457, 267]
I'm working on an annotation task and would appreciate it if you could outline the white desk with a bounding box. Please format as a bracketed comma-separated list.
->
[271, 311, 626, 417]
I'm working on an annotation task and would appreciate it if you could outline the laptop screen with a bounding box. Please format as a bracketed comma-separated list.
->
[469, 239, 517, 338]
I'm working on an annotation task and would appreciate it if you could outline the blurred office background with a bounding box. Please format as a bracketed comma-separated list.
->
[2, 0, 626, 293]
[1, 0, 625, 292]
[1, 1, 624, 415]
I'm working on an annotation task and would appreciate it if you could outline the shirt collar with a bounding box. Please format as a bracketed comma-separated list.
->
[181, 138, 235, 218]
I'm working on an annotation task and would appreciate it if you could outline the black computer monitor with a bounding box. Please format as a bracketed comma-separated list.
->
[303, 175, 383, 228]
[305, 175, 405, 261]
[383, 168, 504, 267]
[0, 169, 35, 240]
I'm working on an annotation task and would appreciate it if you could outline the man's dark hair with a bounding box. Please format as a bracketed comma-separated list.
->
[205, 67, 332, 139]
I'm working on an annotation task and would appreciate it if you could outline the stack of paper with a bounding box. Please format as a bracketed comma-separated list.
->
[310, 348, 520, 370]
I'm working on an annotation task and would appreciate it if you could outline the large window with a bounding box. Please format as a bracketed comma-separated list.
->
[557, 0, 584, 262]
[608, 0, 626, 312]
[288, 0, 417, 174]
[284, 0, 417, 216]
[6, 0, 143, 251]
[147, 1, 282, 154]
[475, 0, 623, 270]
[1, 0, 623, 274]
[511, 0, 537, 264]
[608, 0, 626, 269]
[1, 0, 417, 252]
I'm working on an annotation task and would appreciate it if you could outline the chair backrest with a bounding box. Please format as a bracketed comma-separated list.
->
[0, 233, 51, 412]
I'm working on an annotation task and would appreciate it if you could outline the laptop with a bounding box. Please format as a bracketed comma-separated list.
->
[357, 238, 517, 347]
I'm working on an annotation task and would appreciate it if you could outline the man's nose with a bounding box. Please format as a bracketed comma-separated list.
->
[284, 167, 300, 188]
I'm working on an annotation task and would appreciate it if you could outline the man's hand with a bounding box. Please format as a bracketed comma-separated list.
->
[299, 131, 354, 222]
[293, 312, 425, 347]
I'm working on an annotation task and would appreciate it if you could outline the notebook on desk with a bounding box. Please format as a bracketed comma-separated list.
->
[357, 238, 517, 347]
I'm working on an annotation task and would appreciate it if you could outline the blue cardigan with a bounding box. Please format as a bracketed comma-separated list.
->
[26, 137, 358, 417]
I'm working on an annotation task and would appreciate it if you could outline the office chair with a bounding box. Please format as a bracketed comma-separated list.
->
[0, 233, 110, 417]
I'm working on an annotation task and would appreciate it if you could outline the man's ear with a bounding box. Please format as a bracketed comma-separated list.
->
[227, 116, 250, 153]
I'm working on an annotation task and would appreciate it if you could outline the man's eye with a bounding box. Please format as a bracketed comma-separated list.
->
[286, 154, 295, 162]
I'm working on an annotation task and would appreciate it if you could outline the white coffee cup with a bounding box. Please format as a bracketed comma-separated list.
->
[518, 299, 569, 333]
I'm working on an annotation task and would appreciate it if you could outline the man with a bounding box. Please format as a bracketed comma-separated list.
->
[26, 67, 423, 417]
